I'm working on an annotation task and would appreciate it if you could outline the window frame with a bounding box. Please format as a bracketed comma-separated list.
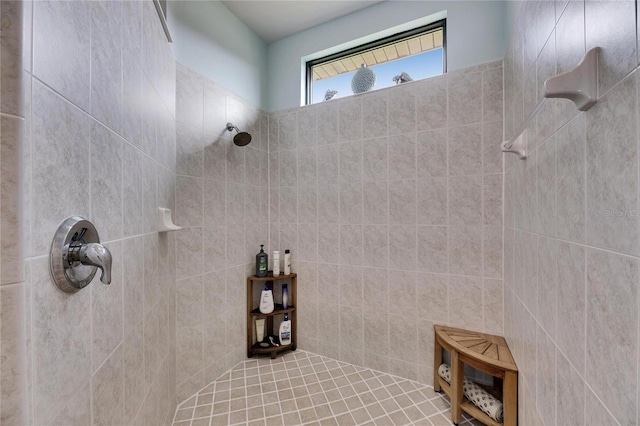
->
[305, 19, 447, 105]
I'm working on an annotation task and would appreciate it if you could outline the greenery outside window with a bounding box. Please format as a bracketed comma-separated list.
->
[306, 19, 446, 105]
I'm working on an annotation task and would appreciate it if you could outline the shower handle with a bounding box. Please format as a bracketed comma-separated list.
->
[64, 242, 112, 284]
[50, 216, 113, 293]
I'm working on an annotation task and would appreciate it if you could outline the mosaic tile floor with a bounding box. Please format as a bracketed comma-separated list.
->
[172, 351, 485, 426]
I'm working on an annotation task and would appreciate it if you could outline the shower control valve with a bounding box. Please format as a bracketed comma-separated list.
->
[50, 216, 113, 293]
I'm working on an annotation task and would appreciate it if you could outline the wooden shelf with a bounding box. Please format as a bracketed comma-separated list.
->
[250, 339, 296, 359]
[247, 274, 297, 359]
[250, 305, 295, 316]
[248, 273, 296, 282]
[460, 400, 502, 426]
[437, 377, 502, 426]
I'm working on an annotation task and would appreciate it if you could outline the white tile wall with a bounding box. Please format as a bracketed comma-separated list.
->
[174, 63, 269, 403]
[269, 60, 504, 385]
[20, 1, 177, 424]
[504, 1, 640, 424]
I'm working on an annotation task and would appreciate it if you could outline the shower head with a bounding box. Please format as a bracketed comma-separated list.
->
[226, 122, 252, 147]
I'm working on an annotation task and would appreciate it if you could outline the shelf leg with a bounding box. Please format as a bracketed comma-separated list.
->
[503, 371, 518, 426]
[433, 337, 442, 392]
[450, 350, 463, 425]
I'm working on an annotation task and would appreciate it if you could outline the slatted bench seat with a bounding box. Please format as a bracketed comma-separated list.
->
[433, 325, 518, 426]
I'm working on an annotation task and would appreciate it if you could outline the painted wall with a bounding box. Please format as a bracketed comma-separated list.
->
[267, 0, 508, 111]
[269, 59, 504, 384]
[503, 1, 640, 424]
[20, 1, 178, 424]
[167, 0, 269, 110]
[173, 63, 269, 402]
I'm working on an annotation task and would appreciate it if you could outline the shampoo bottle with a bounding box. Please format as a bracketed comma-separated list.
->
[284, 249, 291, 275]
[255, 245, 268, 278]
[279, 313, 291, 345]
[259, 283, 274, 314]
[273, 251, 280, 277]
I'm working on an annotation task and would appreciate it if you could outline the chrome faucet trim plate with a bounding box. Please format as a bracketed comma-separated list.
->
[50, 216, 113, 293]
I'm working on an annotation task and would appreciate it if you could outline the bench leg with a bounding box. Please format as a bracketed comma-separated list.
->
[433, 338, 442, 392]
[503, 371, 517, 426]
[450, 350, 463, 425]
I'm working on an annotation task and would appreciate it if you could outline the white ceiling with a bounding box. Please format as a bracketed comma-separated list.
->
[220, 0, 386, 43]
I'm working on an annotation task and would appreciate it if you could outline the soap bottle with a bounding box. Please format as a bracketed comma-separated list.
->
[273, 251, 280, 277]
[284, 249, 291, 275]
[282, 284, 289, 309]
[255, 245, 268, 277]
[259, 283, 274, 314]
[279, 313, 291, 345]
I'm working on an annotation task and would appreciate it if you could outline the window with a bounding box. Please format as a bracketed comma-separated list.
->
[306, 20, 446, 105]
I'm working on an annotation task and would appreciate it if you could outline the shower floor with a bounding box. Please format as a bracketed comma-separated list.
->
[172, 350, 482, 426]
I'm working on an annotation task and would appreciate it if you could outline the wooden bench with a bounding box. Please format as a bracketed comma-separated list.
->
[433, 325, 518, 426]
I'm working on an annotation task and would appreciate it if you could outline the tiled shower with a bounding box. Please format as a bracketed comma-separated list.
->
[266, 63, 503, 381]
[504, 1, 640, 425]
[1, 0, 639, 425]
[172, 55, 505, 408]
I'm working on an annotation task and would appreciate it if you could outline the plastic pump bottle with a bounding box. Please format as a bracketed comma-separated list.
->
[255, 245, 268, 277]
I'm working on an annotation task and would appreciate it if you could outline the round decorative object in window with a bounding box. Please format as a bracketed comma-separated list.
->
[351, 64, 376, 94]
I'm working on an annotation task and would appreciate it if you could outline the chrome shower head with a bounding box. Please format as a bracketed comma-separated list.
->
[226, 122, 252, 147]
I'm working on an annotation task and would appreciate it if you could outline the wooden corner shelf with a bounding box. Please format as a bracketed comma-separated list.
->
[246, 273, 297, 359]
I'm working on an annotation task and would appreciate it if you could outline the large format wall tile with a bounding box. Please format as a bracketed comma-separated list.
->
[556, 114, 586, 243]
[556, 351, 584, 426]
[448, 124, 482, 176]
[0, 282, 27, 425]
[586, 0, 637, 97]
[509, 2, 640, 413]
[174, 64, 270, 400]
[31, 82, 91, 256]
[448, 71, 482, 127]
[535, 327, 556, 426]
[268, 60, 504, 383]
[92, 241, 123, 373]
[91, 121, 124, 243]
[91, 345, 124, 426]
[417, 75, 447, 131]
[1, 115, 25, 285]
[586, 73, 639, 255]
[586, 248, 638, 426]
[32, 257, 91, 425]
[388, 85, 416, 136]
[25, 1, 178, 423]
[90, 1, 122, 133]
[33, 0, 90, 111]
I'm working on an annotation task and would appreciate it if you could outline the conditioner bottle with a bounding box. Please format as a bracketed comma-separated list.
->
[259, 283, 274, 314]
[273, 251, 280, 277]
[284, 249, 291, 275]
[279, 314, 292, 345]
